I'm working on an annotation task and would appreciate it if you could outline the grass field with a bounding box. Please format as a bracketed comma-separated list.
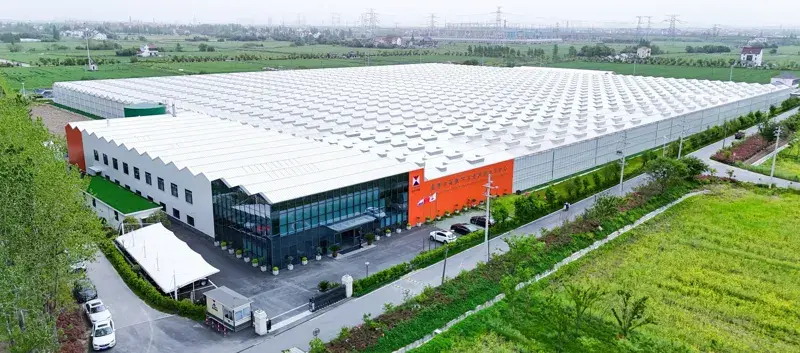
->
[747, 139, 800, 181]
[86, 176, 159, 214]
[415, 185, 800, 353]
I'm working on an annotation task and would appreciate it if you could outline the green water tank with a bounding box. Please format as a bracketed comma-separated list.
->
[123, 102, 167, 117]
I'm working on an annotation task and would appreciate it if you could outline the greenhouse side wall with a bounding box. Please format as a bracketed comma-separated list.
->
[511, 88, 791, 192]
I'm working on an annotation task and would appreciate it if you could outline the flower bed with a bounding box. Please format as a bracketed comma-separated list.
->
[57, 308, 89, 353]
[711, 134, 771, 164]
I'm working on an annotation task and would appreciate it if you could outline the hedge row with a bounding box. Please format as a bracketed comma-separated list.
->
[97, 240, 206, 321]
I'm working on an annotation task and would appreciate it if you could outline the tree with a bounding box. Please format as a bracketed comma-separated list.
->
[566, 284, 605, 335]
[643, 156, 688, 192]
[679, 156, 710, 178]
[568, 46, 577, 57]
[175, 43, 183, 52]
[545, 187, 559, 208]
[0, 97, 104, 352]
[145, 210, 171, 227]
[611, 289, 656, 338]
[491, 203, 509, 224]
[121, 216, 142, 233]
[7, 43, 23, 53]
[52, 26, 60, 41]
[769, 48, 778, 54]
[552, 44, 559, 61]
[198, 43, 208, 52]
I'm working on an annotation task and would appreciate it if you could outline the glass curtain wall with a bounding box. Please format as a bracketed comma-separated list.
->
[211, 173, 408, 268]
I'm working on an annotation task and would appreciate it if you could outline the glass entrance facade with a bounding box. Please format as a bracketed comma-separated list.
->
[211, 173, 408, 267]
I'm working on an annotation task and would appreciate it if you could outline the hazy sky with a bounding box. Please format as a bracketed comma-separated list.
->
[5, 0, 799, 29]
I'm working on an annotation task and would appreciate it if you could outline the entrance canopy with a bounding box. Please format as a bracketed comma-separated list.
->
[115, 223, 219, 293]
[326, 215, 376, 233]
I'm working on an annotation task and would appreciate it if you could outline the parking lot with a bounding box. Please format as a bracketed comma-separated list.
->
[170, 222, 443, 323]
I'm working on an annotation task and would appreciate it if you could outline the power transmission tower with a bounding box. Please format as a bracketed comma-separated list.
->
[711, 24, 721, 37]
[636, 16, 644, 37]
[331, 13, 341, 28]
[363, 8, 379, 38]
[645, 16, 653, 38]
[428, 13, 437, 37]
[663, 14, 681, 38]
[494, 6, 504, 44]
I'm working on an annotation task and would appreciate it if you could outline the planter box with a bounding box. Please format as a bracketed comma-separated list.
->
[214, 241, 220, 247]
[221, 245, 227, 251]
[236, 254, 242, 259]
[228, 248, 234, 255]
[252, 262, 258, 267]
[396, 228, 401, 233]
[315, 255, 322, 261]
[244, 256, 250, 263]
[260, 265, 267, 272]
[416, 222, 422, 227]
[272, 269, 279, 275]
[301, 260, 308, 265]
[287, 264, 294, 270]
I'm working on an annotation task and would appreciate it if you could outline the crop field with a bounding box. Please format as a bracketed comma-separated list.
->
[415, 185, 800, 353]
[748, 140, 800, 181]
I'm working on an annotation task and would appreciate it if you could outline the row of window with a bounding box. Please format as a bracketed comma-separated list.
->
[93, 149, 194, 205]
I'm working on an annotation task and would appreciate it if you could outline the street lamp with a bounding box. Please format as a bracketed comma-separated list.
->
[678, 116, 687, 158]
[21, 82, 25, 97]
[616, 149, 626, 196]
[729, 64, 734, 81]
[662, 135, 668, 157]
[769, 126, 782, 188]
[365, 262, 370, 277]
[721, 120, 729, 149]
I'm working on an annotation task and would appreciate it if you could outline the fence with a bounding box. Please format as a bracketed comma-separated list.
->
[309, 286, 347, 312]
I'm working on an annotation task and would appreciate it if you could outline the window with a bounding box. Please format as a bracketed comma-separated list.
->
[114, 211, 119, 221]
[93, 150, 99, 161]
[187, 215, 195, 227]
[103, 154, 108, 165]
[185, 189, 193, 204]
[112, 158, 118, 170]
[105, 175, 110, 181]
[173, 208, 180, 219]
[157, 177, 165, 191]
[145, 172, 152, 185]
[114, 179, 120, 185]
[123, 162, 129, 175]
[135, 190, 142, 196]
[92, 198, 96, 207]
[125, 185, 130, 190]
[134, 167, 140, 180]
[171, 183, 178, 198]
[159, 202, 166, 211]
[147, 196, 154, 202]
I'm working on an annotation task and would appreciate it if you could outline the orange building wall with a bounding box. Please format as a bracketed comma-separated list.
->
[408, 160, 514, 224]
[65, 125, 86, 171]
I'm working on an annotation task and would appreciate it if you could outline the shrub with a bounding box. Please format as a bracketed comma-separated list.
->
[252, 258, 258, 265]
[353, 262, 413, 295]
[365, 233, 375, 245]
[235, 249, 242, 255]
[301, 256, 308, 262]
[272, 266, 279, 272]
[318, 280, 331, 292]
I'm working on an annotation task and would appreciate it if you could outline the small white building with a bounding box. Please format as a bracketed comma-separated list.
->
[740, 47, 763, 67]
[636, 47, 651, 59]
[137, 44, 159, 57]
[83, 175, 161, 230]
[771, 72, 800, 87]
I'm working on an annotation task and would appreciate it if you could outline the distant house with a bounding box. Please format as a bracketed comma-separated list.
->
[137, 44, 159, 57]
[740, 47, 763, 67]
[636, 46, 651, 59]
[375, 36, 403, 46]
[92, 33, 108, 41]
[771, 72, 800, 87]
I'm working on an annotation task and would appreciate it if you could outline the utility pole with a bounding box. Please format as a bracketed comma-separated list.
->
[494, 6, 503, 44]
[483, 174, 497, 262]
[769, 126, 782, 188]
[440, 243, 448, 284]
[616, 131, 628, 196]
[678, 115, 687, 158]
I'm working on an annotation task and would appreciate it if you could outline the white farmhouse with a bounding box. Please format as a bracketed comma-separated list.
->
[636, 47, 651, 59]
[137, 44, 159, 57]
[740, 47, 763, 67]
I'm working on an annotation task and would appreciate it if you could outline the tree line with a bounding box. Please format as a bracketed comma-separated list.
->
[685, 45, 732, 53]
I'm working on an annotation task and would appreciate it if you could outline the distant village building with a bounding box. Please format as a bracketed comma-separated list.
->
[740, 47, 763, 67]
[20, 38, 42, 42]
[137, 44, 159, 57]
[771, 72, 799, 87]
[375, 36, 403, 47]
[636, 47, 651, 59]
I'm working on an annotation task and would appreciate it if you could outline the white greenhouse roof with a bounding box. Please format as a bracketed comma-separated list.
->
[69, 112, 415, 204]
[115, 223, 219, 293]
[59, 64, 788, 187]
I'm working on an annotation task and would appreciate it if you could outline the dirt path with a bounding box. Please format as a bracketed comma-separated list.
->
[30, 104, 89, 136]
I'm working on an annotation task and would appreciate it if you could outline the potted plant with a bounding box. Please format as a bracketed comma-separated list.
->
[220, 241, 227, 251]
[214, 239, 220, 247]
[287, 256, 294, 270]
[235, 249, 242, 259]
[396, 228, 401, 234]
[331, 245, 341, 258]
[315, 247, 322, 261]
[228, 247, 235, 255]
[301, 256, 308, 265]
[260, 263, 267, 272]
[385, 228, 391, 237]
[436, 214, 442, 221]
[406, 223, 412, 230]
[251, 258, 259, 267]
[425, 217, 432, 224]
[444, 211, 451, 218]
[365, 233, 376, 245]
[272, 266, 279, 275]
[244, 254, 250, 263]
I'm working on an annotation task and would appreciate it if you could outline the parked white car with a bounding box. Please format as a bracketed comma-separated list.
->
[91, 319, 116, 351]
[84, 299, 111, 323]
[429, 230, 457, 244]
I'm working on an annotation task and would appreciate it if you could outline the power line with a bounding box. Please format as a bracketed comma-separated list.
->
[663, 14, 682, 38]
[428, 13, 437, 36]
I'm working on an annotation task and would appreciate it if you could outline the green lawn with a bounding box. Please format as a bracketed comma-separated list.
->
[750, 141, 800, 181]
[416, 185, 800, 353]
[545, 61, 798, 83]
[86, 177, 159, 214]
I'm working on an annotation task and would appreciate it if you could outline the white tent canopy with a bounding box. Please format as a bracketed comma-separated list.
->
[115, 223, 219, 294]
